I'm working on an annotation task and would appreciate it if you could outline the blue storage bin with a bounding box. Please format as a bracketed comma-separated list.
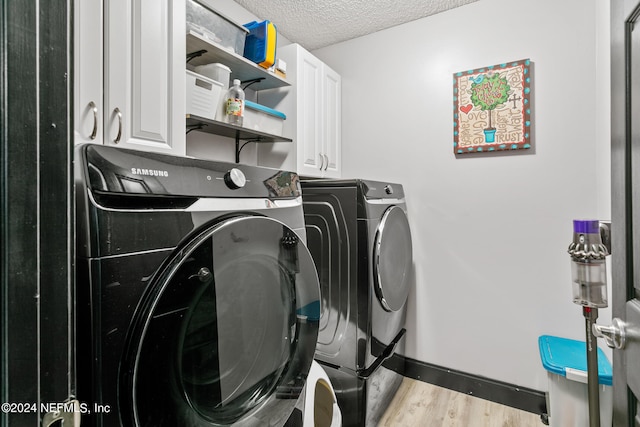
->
[538, 335, 612, 426]
[243, 20, 277, 68]
[244, 101, 286, 136]
[245, 101, 286, 120]
[538, 335, 612, 385]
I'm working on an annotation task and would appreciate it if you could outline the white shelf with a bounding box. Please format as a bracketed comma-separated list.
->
[186, 31, 289, 91]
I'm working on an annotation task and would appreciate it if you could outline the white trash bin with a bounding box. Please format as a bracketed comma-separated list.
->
[538, 335, 612, 427]
[303, 361, 342, 427]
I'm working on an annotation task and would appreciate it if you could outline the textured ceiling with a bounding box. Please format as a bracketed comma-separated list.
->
[233, 0, 479, 50]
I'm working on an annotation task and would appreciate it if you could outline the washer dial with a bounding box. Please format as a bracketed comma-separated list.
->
[224, 168, 246, 189]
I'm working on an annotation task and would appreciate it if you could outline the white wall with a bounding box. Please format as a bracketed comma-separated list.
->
[313, 0, 611, 391]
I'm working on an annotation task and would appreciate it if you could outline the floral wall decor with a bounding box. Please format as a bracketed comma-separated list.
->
[453, 59, 532, 154]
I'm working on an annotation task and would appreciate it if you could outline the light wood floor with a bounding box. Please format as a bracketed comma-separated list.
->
[378, 378, 544, 427]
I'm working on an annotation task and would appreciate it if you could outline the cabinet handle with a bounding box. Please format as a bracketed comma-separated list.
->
[113, 107, 122, 144]
[319, 153, 325, 171]
[323, 154, 329, 171]
[42, 399, 81, 427]
[88, 101, 98, 140]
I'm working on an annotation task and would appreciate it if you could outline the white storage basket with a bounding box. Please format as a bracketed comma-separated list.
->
[186, 70, 223, 120]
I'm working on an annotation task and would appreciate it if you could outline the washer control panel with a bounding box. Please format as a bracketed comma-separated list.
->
[82, 144, 301, 199]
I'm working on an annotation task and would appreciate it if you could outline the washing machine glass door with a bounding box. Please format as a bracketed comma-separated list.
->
[373, 206, 413, 312]
[121, 216, 320, 427]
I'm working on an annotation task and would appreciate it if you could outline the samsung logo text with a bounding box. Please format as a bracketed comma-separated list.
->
[131, 168, 169, 177]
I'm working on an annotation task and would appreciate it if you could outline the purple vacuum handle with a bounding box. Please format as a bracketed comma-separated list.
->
[573, 219, 600, 234]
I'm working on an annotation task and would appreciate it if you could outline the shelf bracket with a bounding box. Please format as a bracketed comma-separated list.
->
[186, 49, 207, 63]
[186, 123, 207, 134]
[235, 137, 262, 163]
[241, 78, 265, 91]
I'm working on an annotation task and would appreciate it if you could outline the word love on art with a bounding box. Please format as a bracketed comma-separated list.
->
[453, 59, 532, 155]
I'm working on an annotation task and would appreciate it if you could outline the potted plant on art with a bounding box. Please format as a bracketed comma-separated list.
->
[469, 71, 511, 143]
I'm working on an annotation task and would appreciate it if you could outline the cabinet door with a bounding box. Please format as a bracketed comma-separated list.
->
[104, 0, 185, 154]
[297, 50, 324, 177]
[74, 0, 103, 145]
[322, 65, 341, 178]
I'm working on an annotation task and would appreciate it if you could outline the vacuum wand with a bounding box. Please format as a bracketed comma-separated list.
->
[568, 219, 609, 427]
[583, 306, 600, 427]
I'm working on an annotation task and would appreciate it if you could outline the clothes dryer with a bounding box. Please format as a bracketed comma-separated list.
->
[300, 179, 412, 427]
[75, 144, 320, 426]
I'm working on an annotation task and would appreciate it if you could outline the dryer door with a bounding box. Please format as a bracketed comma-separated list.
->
[373, 206, 413, 312]
[120, 216, 320, 427]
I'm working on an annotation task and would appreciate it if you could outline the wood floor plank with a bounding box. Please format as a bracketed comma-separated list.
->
[377, 378, 543, 427]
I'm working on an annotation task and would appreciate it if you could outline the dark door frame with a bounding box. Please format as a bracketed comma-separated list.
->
[612, 0, 640, 425]
[1, 1, 73, 425]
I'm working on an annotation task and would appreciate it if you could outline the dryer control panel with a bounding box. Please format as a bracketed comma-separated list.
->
[360, 180, 405, 200]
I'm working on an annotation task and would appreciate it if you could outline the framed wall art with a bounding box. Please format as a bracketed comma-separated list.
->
[453, 59, 532, 154]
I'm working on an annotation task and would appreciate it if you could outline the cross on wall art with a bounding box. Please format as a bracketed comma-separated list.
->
[453, 59, 532, 154]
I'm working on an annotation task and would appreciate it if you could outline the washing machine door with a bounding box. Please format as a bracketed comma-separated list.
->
[373, 205, 413, 312]
[120, 216, 320, 427]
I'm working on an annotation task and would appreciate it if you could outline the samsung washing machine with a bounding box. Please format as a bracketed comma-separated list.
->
[300, 179, 413, 427]
[75, 144, 321, 426]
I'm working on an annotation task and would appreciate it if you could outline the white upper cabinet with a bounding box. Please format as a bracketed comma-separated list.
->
[262, 43, 341, 178]
[297, 50, 324, 175]
[104, 0, 185, 154]
[74, 0, 103, 145]
[75, 0, 186, 155]
[322, 66, 342, 178]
